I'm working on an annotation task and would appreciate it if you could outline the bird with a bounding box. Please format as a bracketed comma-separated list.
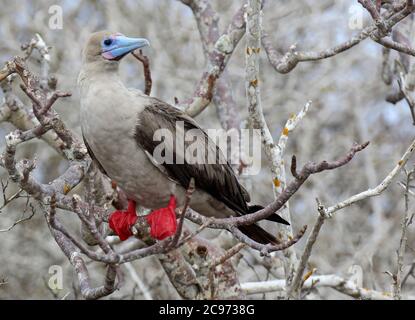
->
[78, 31, 289, 245]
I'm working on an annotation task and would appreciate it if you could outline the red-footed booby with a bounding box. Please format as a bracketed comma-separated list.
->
[78, 31, 288, 244]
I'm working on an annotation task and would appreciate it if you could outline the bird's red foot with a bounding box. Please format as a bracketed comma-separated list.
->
[109, 200, 137, 241]
[146, 195, 177, 240]
[108, 196, 178, 241]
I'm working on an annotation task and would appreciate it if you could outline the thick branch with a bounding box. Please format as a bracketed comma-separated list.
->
[186, 142, 369, 229]
[241, 274, 400, 299]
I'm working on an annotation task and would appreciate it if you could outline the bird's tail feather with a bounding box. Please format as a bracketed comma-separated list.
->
[236, 205, 289, 245]
[248, 205, 290, 225]
[238, 224, 279, 245]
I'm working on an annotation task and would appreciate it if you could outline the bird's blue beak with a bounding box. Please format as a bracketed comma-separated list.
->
[101, 34, 150, 60]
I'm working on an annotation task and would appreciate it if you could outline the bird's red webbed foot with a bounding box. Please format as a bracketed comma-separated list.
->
[108, 196, 178, 241]
[146, 195, 177, 240]
[109, 200, 138, 241]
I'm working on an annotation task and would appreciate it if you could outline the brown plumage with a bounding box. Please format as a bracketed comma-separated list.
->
[79, 31, 288, 245]
[134, 99, 289, 244]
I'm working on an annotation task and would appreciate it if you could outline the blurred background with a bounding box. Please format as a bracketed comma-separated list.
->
[0, 0, 414, 299]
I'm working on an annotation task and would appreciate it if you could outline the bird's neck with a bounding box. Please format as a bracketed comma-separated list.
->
[78, 61, 122, 94]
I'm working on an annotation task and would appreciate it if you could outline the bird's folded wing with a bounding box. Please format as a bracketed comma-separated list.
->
[83, 133, 108, 176]
[134, 97, 251, 215]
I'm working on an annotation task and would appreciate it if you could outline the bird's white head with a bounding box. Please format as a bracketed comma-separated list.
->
[82, 30, 150, 65]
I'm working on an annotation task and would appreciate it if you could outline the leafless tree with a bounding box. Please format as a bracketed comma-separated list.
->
[0, 0, 414, 300]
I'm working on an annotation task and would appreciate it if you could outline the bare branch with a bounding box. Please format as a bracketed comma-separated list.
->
[287, 199, 326, 299]
[179, 4, 246, 116]
[230, 225, 307, 256]
[322, 138, 415, 218]
[0, 201, 35, 232]
[210, 243, 246, 269]
[132, 49, 152, 95]
[262, 3, 414, 74]
[393, 166, 414, 299]
[170, 178, 195, 248]
[186, 142, 369, 229]
[124, 262, 153, 300]
[242, 274, 405, 299]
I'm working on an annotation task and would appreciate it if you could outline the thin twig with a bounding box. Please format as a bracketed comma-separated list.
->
[132, 50, 152, 95]
[262, 3, 414, 74]
[170, 178, 195, 248]
[393, 167, 414, 299]
[322, 138, 415, 218]
[0, 201, 35, 232]
[210, 243, 246, 268]
[287, 199, 327, 299]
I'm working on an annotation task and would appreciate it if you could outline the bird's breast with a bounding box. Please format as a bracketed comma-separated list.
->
[80, 84, 177, 209]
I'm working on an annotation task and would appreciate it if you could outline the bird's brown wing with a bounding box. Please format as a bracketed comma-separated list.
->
[134, 98, 251, 215]
[83, 133, 108, 176]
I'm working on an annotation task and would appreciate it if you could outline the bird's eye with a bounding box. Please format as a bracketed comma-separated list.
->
[103, 39, 113, 46]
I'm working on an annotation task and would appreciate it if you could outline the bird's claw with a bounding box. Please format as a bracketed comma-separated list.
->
[108, 200, 138, 241]
[146, 195, 178, 240]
